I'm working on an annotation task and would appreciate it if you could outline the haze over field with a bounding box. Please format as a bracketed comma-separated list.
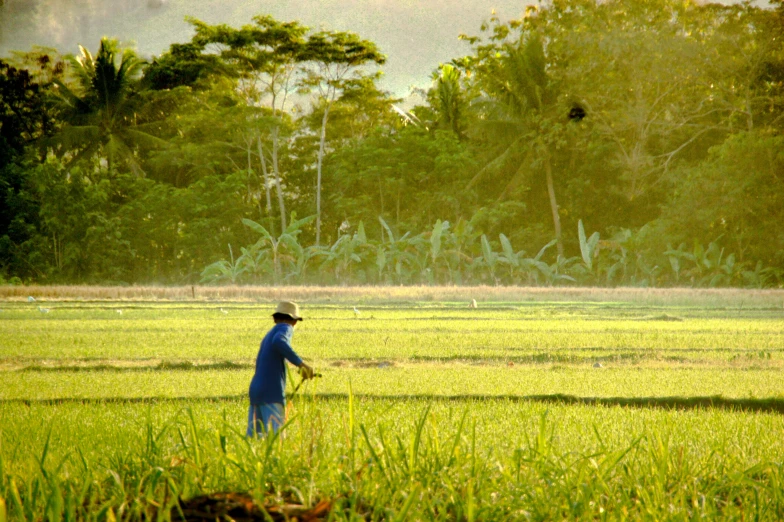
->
[0, 0, 769, 98]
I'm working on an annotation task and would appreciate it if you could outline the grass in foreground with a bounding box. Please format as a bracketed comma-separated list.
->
[3, 398, 784, 520]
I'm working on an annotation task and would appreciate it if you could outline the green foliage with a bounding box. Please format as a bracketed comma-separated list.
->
[3, 400, 784, 520]
[48, 38, 168, 177]
[2, 2, 784, 285]
[142, 43, 219, 90]
[324, 127, 479, 242]
[0, 59, 55, 156]
[661, 132, 784, 269]
[577, 219, 599, 272]
[198, 215, 781, 287]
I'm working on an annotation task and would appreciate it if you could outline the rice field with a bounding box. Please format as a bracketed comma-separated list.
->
[1, 287, 784, 520]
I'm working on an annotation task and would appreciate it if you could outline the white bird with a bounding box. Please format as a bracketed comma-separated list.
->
[220, 308, 229, 315]
[470, 299, 478, 309]
[38, 306, 50, 314]
[116, 309, 123, 315]
[27, 296, 36, 302]
[353, 306, 361, 317]
[593, 362, 604, 368]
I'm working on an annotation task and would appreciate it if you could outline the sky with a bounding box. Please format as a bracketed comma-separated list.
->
[0, 0, 530, 100]
[0, 0, 771, 101]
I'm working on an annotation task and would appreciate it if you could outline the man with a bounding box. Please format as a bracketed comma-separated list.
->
[247, 301, 314, 437]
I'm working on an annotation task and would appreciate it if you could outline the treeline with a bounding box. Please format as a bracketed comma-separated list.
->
[1, 0, 782, 287]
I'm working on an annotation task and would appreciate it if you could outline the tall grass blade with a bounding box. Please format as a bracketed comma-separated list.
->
[409, 404, 431, 474]
[360, 424, 390, 487]
[7, 480, 23, 522]
[392, 485, 420, 522]
[466, 478, 476, 522]
[447, 409, 468, 467]
[186, 407, 202, 469]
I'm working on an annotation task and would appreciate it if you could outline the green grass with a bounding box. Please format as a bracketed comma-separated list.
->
[3, 367, 784, 401]
[2, 304, 783, 363]
[2, 399, 784, 520]
[2, 291, 784, 519]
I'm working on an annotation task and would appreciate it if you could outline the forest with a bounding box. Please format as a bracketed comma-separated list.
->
[0, 0, 782, 287]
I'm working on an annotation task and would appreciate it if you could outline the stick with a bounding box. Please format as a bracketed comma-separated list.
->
[291, 373, 323, 395]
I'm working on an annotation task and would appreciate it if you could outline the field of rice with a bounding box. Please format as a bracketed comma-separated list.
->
[1, 287, 784, 520]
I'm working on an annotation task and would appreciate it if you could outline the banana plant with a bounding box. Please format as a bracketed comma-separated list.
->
[479, 234, 499, 283]
[439, 218, 480, 284]
[235, 244, 272, 283]
[742, 261, 783, 289]
[319, 221, 375, 281]
[430, 219, 448, 264]
[496, 233, 526, 283]
[578, 220, 600, 272]
[602, 228, 632, 285]
[242, 213, 315, 283]
[664, 241, 743, 287]
[517, 239, 557, 284]
[200, 244, 248, 284]
[375, 244, 387, 281]
[539, 255, 579, 285]
[667, 243, 681, 284]
[378, 216, 423, 283]
[426, 219, 450, 282]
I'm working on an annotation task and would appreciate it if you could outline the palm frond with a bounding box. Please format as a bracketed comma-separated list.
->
[106, 134, 145, 176]
[466, 134, 528, 188]
[119, 128, 170, 149]
[46, 125, 101, 151]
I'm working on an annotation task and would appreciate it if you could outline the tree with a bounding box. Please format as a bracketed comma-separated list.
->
[541, 0, 783, 209]
[0, 58, 57, 280]
[324, 126, 478, 241]
[49, 38, 167, 177]
[430, 63, 468, 139]
[188, 15, 311, 231]
[696, 3, 784, 133]
[298, 31, 385, 244]
[661, 131, 784, 267]
[464, 21, 570, 257]
[142, 42, 220, 91]
[0, 59, 56, 156]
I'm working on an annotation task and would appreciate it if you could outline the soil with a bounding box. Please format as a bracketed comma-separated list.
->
[174, 492, 332, 521]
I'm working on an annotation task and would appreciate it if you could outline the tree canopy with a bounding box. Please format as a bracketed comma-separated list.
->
[1, 0, 782, 287]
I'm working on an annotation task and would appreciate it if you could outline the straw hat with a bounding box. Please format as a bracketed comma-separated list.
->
[273, 301, 303, 321]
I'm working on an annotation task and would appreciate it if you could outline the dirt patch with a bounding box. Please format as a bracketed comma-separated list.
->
[330, 359, 395, 369]
[174, 492, 331, 521]
[7, 359, 252, 372]
[638, 313, 684, 322]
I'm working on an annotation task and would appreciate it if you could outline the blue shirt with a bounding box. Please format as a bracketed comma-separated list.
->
[249, 323, 303, 405]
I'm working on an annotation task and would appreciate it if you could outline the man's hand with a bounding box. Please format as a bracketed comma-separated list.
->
[299, 363, 315, 380]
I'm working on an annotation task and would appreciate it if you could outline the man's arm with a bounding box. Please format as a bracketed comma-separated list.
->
[273, 334, 314, 378]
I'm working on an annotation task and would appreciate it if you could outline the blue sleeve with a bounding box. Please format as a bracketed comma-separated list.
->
[273, 331, 303, 367]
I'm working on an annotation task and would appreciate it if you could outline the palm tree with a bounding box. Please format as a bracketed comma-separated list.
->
[50, 38, 165, 176]
[433, 64, 465, 138]
[468, 34, 565, 257]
